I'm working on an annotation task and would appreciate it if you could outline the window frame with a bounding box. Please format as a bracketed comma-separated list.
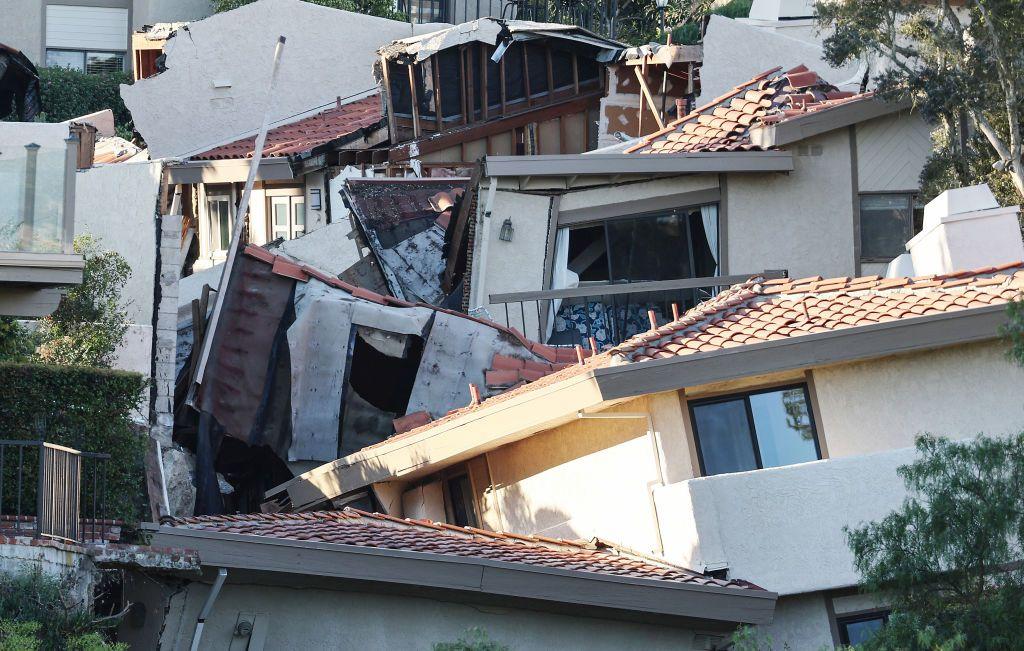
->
[441, 469, 479, 528]
[45, 48, 127, 74]
[836, 609, 890, 646]
[688, 383, 823, 477]
[205, 187, 235, 256]
[857, 191, 923, 263]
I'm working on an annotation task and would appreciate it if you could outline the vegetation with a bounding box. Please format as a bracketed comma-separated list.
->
[213, 0, 406, 20]
[35, 67, 132, 140]
[672, 0, 753, 45]
[433, 628, 510, 651]
[0, 362, 147, 526]
[35, 235, 132, 368]
[817, 0, 1024, 205]
[0, 568, 126, 651]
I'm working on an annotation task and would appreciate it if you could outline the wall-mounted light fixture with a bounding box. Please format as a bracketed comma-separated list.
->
[499, 218, 514, 242]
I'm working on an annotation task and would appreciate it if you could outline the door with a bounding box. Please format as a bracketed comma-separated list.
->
[270, 196, 306, 241]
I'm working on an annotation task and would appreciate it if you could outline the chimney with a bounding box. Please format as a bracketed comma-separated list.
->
[889, 184, 1023, 277]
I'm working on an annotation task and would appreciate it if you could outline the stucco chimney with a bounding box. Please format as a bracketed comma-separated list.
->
[891, 184, 1022, 277]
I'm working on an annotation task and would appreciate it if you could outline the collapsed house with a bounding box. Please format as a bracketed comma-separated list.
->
[175, 243, 590, 514]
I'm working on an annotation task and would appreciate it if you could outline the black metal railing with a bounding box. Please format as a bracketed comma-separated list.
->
[489, 271, 787, 349]
[0, 440, 111, 544]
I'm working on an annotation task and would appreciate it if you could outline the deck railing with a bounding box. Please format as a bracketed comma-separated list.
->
[0, 440, 111, 544]
[489, 271, 787, 348]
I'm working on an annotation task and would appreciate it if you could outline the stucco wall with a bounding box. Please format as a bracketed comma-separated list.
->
[726, 129, 856, 279]
[132, 0, 213, 28]
[856, 111, 932, 193]
[755, 593, 835, 649]
[814, 341, 1024, 458]
[0, 1, 43, 63]
[159, 580, 703, 650]
[121, 0, 441, 159]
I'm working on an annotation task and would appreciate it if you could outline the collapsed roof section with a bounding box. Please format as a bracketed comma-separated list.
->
[624, 65, 876, 154]
[178, 243, 584, 513]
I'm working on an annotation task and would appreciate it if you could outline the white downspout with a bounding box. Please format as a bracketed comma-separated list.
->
[576, 410, 667, 554]
[189, 567, 228, 651]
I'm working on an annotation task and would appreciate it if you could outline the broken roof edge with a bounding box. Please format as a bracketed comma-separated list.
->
[484, 151, 794, 177]
[748, 96, 911, 148]
[290, 301, 1008, 500]
[144, 519, 776, 625]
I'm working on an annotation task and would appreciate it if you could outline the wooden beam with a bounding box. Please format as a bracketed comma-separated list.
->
[545, 44, 555, 104]
[572, 53, 579, 96]
[432, 59, 444, 132]
[522, 45, 531, 107]
[380, 57, 398, 142]
[442, 162, 483, 292]
[480, 44, 489, 122]
[408, 63, 421, 139]
[459, 46, 469, 126]
[634, 67, 665, 131]
[499, 53, 507, 116]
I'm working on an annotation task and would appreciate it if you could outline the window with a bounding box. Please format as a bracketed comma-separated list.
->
[690, 384, 821, 477]
[444, 474, 478, 527]
[399, 0, 448, 23]
[206, 191, 233, 253]
[45, 5, 127, 75]
[859, 194, 924, 261]
[47, 50, 125, 74]
[269, 195, 306, 241]
[837, 611, 889, 646]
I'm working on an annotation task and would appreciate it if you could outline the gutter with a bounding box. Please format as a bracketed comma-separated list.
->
[145, 524, 777, 626]
[484, 152, 794, 177]
[166, 157, 294, 184]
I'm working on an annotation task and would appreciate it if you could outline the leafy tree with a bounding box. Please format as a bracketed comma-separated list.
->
[817, 0, 1024, 204]
[843, 433, 1024, 650]
[433, 628, 510, 651]
[213, 0, 406, 21]
[35, 234, 132, 367]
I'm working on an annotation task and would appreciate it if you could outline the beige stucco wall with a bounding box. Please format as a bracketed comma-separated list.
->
[159, 580, 704, 650]
[855, 110, 931, 193]
[726, 129, 857, 279]
[813, 341, 1024, 458]
[132, 0, 212, 28]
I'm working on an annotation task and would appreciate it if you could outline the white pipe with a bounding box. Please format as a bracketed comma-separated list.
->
[577, 409, 667, 554]
[189, 567, 228, 651]
[155, 441, 171, 519]
[191, 35, 287, 401]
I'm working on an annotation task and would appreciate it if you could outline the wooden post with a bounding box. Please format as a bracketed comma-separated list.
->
[480, 44, 489, 121]
[408, 63, 421, 139]
[634, 67, 665, 130]
[459, 46, 469, 125]
[380, 57, 398, 142]
[432, 59, 444, 132]
[522, 45, 532, 107]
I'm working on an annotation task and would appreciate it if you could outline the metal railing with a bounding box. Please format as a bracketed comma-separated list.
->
[489, 271, 787, 348]
[0, 440, 111, 544]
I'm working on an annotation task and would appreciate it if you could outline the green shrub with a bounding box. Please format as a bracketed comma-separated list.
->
[433, 628, 509, 651]
[35, 67, 133, 140]
[672, 0, 753, 44]
[0, 362, 147, 527]
[0, 569, 125, 651]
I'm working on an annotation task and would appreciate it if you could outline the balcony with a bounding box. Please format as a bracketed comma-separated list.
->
[488, 271, 786, 348]
[652, 446, 918, 596]
[0, 123, 85, 316]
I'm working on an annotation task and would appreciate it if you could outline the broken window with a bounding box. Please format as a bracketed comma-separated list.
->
[444, 473, 478, 527]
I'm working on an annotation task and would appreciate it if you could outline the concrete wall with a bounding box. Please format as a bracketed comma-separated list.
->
[755, 593, 835, 649]
[132, 0, 213, 28]
[856, 111, 932, 192]
[121, 0, 441, 159]
[0, 540, 95, 608]
[726, 129, 857, 279]
[159, 579, 704, 650]
[813, 341, 1024, 458]
[0, 1, 43, 63]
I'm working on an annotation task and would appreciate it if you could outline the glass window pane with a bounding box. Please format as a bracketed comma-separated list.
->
[46, 50, 84, 71]
[748, 388, 819, 469]
[446, 474, 476, 527]
[841, 616, 885, 645]
[860, 194, 912, 259]
[293, 199, 305, 226]
[273, 200, 288, 226]
[692, 399, 758, 476]
[85, 51, 124, 75]
[606, 212, 690, 282]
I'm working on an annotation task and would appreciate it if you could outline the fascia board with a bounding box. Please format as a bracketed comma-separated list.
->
[749, 99, 913, 148]
[146, 525, 777, 624]
[167, 158, 295, 184]
[484, 152, 793, 177]
[593, 304, 1008, 400]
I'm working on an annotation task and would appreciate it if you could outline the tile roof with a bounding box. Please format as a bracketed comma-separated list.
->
[168, 508, 762, 590]
[624, 65, 872, 154]
[193, 94, 383, 160]
[344, 178, 467, 234]
[615, 263, 1024, 362]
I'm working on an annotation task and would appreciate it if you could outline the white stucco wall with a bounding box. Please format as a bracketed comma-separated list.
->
[161, 580, 704, 650]
[132, 0, 213, 28]
[856, 111, 932, 192]
[726, 129, 857, 279]
[0, 1, 43, 63]
[121, 0, 443, 159]
[814, 341, 1024, 458]
[755, 593, 835, 649]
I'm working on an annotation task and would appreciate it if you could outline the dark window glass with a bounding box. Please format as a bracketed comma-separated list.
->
[860, 194, 913, 260]
[486, 50, 502, 109]
[446, 474, 477, 527]
[503, 45, 525, 104]
[838, 612, 888, 646]
[526, 43, 549, 97]
[691, 385, 821, 477]
[749, 388, 818, 468]
[607, 211, 691, 282]
[551, 48, 574, 88]
[436, 49, 462, 119]
[85, 51, 124, 75]
[692, 398, 758, 476]
[577, 56, 600, 83]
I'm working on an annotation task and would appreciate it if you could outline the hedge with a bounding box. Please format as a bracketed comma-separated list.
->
[35, 67, 134, 139]
[0, 363, 148, 528]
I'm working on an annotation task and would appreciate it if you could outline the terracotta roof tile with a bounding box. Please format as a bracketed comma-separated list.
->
[193, 94, 383, 160]
[624, 66, 874, 155]
[168, 509, 762, 591]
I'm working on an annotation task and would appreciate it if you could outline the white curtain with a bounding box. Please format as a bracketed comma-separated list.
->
[700, 204, 719, 274]
[546, 227, 579, 342]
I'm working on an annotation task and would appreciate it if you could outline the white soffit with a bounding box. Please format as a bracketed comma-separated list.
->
[46, 5, 128, 51]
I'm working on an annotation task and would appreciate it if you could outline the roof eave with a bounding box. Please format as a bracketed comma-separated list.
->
[484, 151, 794, 178]
[144, 524, 777, 625]
[167, 157, 295, 184]
[749, 98, 913, 149]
